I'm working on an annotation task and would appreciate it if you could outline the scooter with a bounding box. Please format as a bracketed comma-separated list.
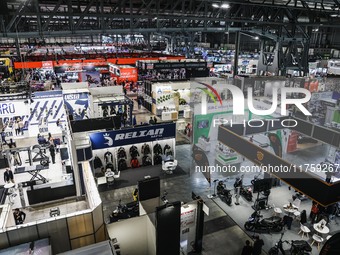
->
[217, 181, 232, 206]
[234, 175, 253, 201]
[268, 233, 312, 255]
[110, 199, 139, 223]
[244, 210, 283, 233]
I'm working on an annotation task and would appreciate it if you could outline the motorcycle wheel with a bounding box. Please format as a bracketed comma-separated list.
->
[268, 247, 278, 255]
[226, 198, 232, 206]
[244, 222, 254, 231]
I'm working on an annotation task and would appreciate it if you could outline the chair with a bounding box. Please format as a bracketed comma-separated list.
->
[311, 234, 324, 250]
[273, 204, 282, 216]
[292, 198, 301, 209]
[293, 211, 301, 220]
[298, 223, 311, 238]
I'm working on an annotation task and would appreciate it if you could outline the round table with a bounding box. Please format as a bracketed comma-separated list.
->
[313, 224, 330, 235]
[283, 204, 298, 215]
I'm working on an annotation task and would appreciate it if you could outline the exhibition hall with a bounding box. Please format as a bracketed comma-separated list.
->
[1, 0, 340, 255]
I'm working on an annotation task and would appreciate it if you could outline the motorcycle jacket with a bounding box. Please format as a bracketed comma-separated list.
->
[130, 158, 140, 168]
[118, 158, 128, 170]
[141, 144, 151, 155]
[163, 144, 173, 156]
[153, 154, 163, 165]
[117, 147, 127, 159]
[153, 143, 163, 155]
[104, 151, 113, 163]
[130, 146, 139, 158]
[142, 155, 152, 166]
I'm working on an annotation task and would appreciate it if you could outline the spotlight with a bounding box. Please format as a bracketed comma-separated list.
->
[212, 3, 219, 8]
[221, 3, 230, 9]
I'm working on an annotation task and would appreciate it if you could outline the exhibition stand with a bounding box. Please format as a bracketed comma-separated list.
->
[108, 63, 137, 83]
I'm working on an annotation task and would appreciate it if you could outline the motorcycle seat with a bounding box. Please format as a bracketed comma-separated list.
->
[262, 216, 281, 224]
[291, 240, 312, 252]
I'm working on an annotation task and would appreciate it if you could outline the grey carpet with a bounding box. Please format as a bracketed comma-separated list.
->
[204, 215, 236, 235]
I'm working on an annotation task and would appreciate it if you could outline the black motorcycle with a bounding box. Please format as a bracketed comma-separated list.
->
[244, 210, 283, 233]
[217, 181, 232, 206]
[234, 175, 253, 201]
[268, 233, 312, 255]
[109, 199, 139, 223]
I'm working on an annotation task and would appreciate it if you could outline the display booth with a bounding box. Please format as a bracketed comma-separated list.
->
[55, 62, 109, 86]
[140, 81, 191, 120]
[88, 122, 176, 174]
[88, 86, 132, 125]
[108, 64, 138, 83]
[61, 83, 90, 121]
[137, 59, 209, 82]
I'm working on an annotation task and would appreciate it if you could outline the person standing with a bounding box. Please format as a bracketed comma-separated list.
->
[252, 236, 264, 255]
[153, 116, 158, 124]
[13, 208, 26, 225]
[18, 119, 24, 135]
[242, 240, 253, 255]
[149, 117, 155, 124]
[4, 168, 14, 183]
[1, 129, 7, 144]
[14, 120, 20, 136]
[49, 145, 56, 164]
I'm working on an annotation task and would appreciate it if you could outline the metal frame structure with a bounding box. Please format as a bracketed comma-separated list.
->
[1, 0, 340, 73]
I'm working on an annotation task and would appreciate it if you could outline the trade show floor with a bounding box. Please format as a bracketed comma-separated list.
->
[212, 184, 340, 255]
[97, 164, 187, 191]
[100, 144, 266, 255]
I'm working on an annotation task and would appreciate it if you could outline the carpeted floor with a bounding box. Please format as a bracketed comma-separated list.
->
[204, 215, 237, 235]
[98, 164, 187, 191]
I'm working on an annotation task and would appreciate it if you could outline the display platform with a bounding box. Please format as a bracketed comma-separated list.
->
[97, 164, 187, 191]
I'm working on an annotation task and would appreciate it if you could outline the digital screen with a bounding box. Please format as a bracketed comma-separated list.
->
[313, 126, 340, 147]
[197, 120, 209, 129]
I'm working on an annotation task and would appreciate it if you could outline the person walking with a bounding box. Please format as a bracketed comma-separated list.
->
[1, 129, 7, 144]
[252, 236, 264, 255]
[13, 208, 26, 225]
[241, 240, 253, 255]
[49, 145, 56, 164]
[4, 168, 14, 183]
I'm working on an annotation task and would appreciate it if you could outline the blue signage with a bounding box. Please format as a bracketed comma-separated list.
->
[34, 90, 63, 99]
[89, 123, 176, 149]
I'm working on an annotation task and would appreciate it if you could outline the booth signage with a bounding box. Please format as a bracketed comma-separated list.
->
[0, 102, 29, 117]
[90, 122, 176, 149]
[153, 62, 207, 69]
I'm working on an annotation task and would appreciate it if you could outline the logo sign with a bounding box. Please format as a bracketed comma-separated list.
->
[0, 103, 15, 116]
[89, 123, 176, 149]
[257, 151, 264, 161]
[198, 83, 312, 116]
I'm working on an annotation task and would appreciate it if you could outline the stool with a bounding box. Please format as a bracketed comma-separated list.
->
[293, 211, 301, 220]
[311, 234, 324, 250]
[298, 223, 311, 238]
[273, 207, 282, 216]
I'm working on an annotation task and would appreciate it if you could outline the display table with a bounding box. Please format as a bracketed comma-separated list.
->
[162, 160, 178, 174]
[313, 224, 330, 235]
[283, 204, 298, 215]
[161, 111, 178, 121]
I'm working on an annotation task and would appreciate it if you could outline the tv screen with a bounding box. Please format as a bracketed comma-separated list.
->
[197, 120, 209, 129]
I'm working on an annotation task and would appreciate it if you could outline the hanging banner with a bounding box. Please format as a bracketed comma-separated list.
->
[63, 92, 89, 120]
[89, 122, 176, 149]
[0, 101, 29, 118]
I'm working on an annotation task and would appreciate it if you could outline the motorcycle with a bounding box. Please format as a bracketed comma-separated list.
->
[268, 233, 312, 255]
[109, 199, 139, 223]
[234, 175, 253, 201]
[244, 210, 283, 233]
[217, 181, 232, 206]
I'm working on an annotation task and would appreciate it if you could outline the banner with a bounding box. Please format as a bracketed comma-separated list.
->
[89, 122, 176, 149]
[153, 62, 207, 69]
[0, 101, 29, 118]
[63, 92, 89, 120]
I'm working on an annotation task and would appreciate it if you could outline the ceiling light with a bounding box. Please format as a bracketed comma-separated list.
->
[212, 3, 219, 8]
[330, 14, 338, 17]
[221, 3, 230, 9]
[254, 36, 259, 40]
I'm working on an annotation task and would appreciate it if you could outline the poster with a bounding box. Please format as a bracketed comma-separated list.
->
[63, 92, 89, 120]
